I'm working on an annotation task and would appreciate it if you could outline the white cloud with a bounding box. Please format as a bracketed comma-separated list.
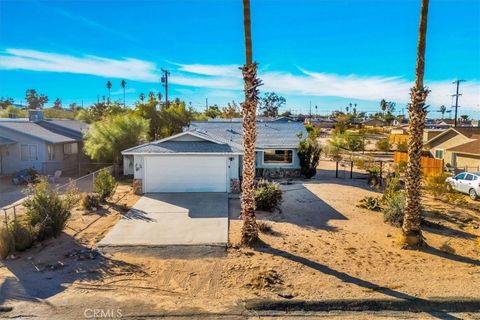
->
[0, 48, 159, 82]
[174, 63, 242, 78]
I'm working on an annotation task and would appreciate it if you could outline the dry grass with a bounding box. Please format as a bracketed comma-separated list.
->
[439, 241, 456, 254]
[0, 226, 14, 259]
[257, 221, 273, 234]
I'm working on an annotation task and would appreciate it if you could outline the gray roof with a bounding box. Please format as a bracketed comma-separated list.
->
[0, 136, 16, 145]
[0, 120, 78, 143]
[124, 141, 241, 154]
[187, 121, 306, 149]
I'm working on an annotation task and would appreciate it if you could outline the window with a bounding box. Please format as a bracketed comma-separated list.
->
[263, 149, 293, 164]
[63, 142, 78, 155]
[464, 174, 473, 181]
[455, 173, 466, 180]
[47, 144, 55, 161]
[434, 149, 444, 159]
[20, 144, 38, 161]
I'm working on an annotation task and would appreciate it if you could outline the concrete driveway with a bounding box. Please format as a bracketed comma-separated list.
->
[98, 193, 229, 248]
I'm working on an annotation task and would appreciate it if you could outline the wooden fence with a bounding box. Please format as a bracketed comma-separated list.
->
[393, 151, 444, 176]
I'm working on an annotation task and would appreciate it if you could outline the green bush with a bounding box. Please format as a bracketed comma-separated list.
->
[257, 221, 273, 233]
[298, 136, 321, 178]
[94, 168, 117, 201]
[425, 173, 450, 199]
[357, 196, 381, 211]
[397, 142, 408, 152]
[10, 220, 34, 251]
[0, 226, 14, 259]
[255, 179, 283, 212]
[376, 138, 391, 151]
[23, 178, 78, 240]
[382, 191, 405, 227]
[81, 193, 101, 210]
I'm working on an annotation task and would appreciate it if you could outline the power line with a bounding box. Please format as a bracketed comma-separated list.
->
[452, 79, 466, 127]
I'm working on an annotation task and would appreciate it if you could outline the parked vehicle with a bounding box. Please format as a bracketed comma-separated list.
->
[445, 172, 480, 200]
[11, 168, 38, 185]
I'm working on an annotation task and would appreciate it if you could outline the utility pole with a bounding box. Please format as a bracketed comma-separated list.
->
[452, 79, 466, 127]
[205, 98, 208, 111]
[161, 68, 170, 108]
[309, 101, 312, 119]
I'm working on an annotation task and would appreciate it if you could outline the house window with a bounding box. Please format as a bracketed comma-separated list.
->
[47, 144, 56, 161]
[64, 142, 78, 155]
[263, 149, 293, 164]
[20, 144, 38, 161]
[434, 149, 444, 159]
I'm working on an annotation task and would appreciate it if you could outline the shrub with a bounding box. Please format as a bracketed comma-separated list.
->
[23, 178, 78, 240]
[255, 179, 283, 212]
[298, 136, 321, 178]
[357, 196, 381, 211]
[424, 173, 450, 199]
[0, 226, 14, 259]
[440, 242, 455, 254]
[257, 221, 273, 233]
[94, 168, 117, 201]
[10, 220, 34, 251]
[382, 190, 405, 227]
[81, 193, 101, 210]
[376, 138, 391, 151]
[397, 142, 408, 152]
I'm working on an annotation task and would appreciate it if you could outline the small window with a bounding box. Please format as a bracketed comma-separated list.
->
[473, 175, 479, 181]
[20, 144, 38, 161]
[64, 142, 78, 155]
[264, 149, 293, 164]
[434, 149, 444, 159]
[464, 174, 473, 181]
[455, 173, 466, 180]
[47, 144, 55, 161]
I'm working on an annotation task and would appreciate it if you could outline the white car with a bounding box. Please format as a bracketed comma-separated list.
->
[445, 172, 480, 200]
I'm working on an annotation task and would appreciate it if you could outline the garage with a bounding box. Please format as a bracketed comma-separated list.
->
[144, 155, 228, 193]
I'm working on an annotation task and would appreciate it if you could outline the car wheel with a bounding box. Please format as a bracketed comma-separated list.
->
[469, 189, 479, 200]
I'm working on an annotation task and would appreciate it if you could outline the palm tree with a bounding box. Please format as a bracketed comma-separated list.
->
[401, 0, 430, 248]
[121, 80, 127, 106]
[380, 99, 388, 114]
[139, 93, 145, 102]
[240, 0, 262, 246]
[106, 81, 112, 104]
[439, 105, 446, 119]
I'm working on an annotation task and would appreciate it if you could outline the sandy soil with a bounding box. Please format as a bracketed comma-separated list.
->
[1, 172, 479, 319]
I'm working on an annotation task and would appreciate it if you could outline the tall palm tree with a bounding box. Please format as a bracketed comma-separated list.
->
[121, 80, 127, 106]
[380, 99, 388, 114]
[439, 105, 446, 119]
[106, 81, 112, 104]
[139, 93, 145, 102]
[401, 0, 430, 247]
[240, 0, 262, 246]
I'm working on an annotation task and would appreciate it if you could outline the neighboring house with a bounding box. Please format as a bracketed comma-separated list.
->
[0, 110, 89, 175]
[122, 121, 307, 193]
[362, 119, 386, 128]
[424, 127, 480, 170]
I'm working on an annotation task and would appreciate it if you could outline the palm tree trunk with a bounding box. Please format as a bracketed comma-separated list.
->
[402, 0, 430, 247]
[240, 0, 262, 246]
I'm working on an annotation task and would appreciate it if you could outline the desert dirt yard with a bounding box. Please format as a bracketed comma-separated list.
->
[0, 167, 480, 319]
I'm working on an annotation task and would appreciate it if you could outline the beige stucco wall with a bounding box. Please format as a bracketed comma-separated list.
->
[425, 131, 472, 160]
[454, 154, 480, 170]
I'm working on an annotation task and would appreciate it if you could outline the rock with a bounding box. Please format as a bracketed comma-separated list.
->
[278, 291, 295, 299]
[386, 234, 392, 238]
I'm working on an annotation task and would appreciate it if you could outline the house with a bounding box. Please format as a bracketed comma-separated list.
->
[122, 121, 307, 193]
[423, 127, 480, 170]
[0, 110, 89, 175]
[362, 119, 386, 128]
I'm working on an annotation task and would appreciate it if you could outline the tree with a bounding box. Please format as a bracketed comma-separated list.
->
[222, 101, 242, 119]
[205, 105, 222, 119]
[52, 98, 62, 109]
[106, 81, 112, 103]
[84, 114, 149, 164]
[240, 0, 262, 246]
[69, 102, 79, 112]
[0, 97, 14, 109]
[380, 99, 388, 114]
[139, 93, 145, 102]
[439, 105, 446, 119]
[402, 0, 430, 248]
[121, 80, 127, 106]
[135, 99, 162, 140]
[25, 89, 48, 109]
[460, 114, 469, 123]
[259, 92, 285, 117]
[157, 98, 193, 138]
[2, 105, 26, 118]
[298, 133, 321, 178]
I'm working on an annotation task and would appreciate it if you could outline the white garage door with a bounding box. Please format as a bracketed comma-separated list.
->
[145, 156, 227, 192]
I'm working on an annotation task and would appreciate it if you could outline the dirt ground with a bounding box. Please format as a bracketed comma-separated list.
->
[1, 169, 479, 319]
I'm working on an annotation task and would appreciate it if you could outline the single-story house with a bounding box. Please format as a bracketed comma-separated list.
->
[0, 110, 90, 175]
[362, 119, 386, 128]
[122, 120, 307, 193]
[423, 127, 480, 170]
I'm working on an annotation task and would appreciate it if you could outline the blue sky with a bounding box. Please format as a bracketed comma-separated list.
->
[0, 0, 479, 118]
